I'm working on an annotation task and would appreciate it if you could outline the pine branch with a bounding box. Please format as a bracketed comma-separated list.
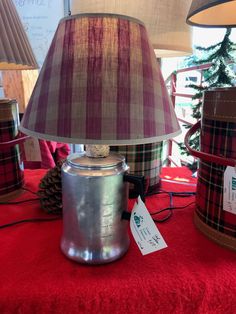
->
[186, 84, 205, 91]
[178, 27, 236, 165]
[194, 42, 221, 51]
[192, 92, 204, 100]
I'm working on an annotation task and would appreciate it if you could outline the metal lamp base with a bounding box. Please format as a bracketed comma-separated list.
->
[61, 153, 131, 265]
[61, 238, 130, 264]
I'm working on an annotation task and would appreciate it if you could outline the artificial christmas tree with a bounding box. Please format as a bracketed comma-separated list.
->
[180, 28, 236, 161]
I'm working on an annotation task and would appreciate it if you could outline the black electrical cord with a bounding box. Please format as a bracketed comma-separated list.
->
[0, 187, 41, 205]
[0, 187, 62, 229]
[0, 187, 196, 228]
[149, 190, 196, 223]
[122, 190, 196, 223]
[22, 187, 38, 195]
[151, 190, 174, 222]
[0, 198, 40, 205]
[151, 201, 196, 223]
[147, 190, 196, 197]
[0, 216, 62, 230]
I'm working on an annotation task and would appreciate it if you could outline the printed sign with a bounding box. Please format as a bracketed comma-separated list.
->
[14, 0, 65, 67]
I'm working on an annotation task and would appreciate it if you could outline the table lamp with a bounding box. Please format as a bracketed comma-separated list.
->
[187, 0, 236, 27]
[20, 13, 180, 263]
[0, 0, 38, 200]
[70, 0, 192, 194]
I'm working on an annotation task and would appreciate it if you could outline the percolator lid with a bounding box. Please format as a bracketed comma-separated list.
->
[67, 152, 126, 170]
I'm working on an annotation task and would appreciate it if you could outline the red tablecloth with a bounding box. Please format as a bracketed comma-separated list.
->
[0, 167, 235, 314]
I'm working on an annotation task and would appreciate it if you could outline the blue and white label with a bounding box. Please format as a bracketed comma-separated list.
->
[130, 196, 167, 255]
[223, 166, 236, 215]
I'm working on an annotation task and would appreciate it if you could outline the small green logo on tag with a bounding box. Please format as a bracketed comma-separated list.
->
[232, 177, 236, 190]
[133, 212, 143, 228]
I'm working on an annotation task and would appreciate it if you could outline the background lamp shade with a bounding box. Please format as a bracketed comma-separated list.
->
[187, 0, 236, 27]
[0, 0, 38, 70]
[20, 13, 181, 145]
[111, 142, 163, 195]
[71, 0, 193, 58]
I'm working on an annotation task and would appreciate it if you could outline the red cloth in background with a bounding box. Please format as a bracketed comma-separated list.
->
[0, 167, 235, 314]
[39, 140, 70, 168]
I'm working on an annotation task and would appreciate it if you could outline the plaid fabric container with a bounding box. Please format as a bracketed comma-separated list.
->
[196, 118, 236, 238]
[0, 100, 24, 197]
[111, 142, 163, 194]
[193, 88, 236, 250]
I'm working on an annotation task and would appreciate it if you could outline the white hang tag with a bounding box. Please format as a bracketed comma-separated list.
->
[223, 166, 236, 215]
[130, 196, 167, 255]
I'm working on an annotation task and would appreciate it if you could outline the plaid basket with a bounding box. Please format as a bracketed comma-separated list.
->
[111, 142, 163, 195]
[185, 87, 236, 251]
[0, 100, 24, 198]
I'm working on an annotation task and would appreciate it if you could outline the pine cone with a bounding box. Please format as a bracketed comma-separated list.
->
[37, 160, 64, 214]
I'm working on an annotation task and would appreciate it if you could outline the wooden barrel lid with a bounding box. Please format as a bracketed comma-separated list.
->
[203, 87, 236, 123]
[0, 99, 18, 122]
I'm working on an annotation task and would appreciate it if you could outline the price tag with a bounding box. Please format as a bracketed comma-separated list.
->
[130, 196, 167, 255]
[223, 166, 236, 215]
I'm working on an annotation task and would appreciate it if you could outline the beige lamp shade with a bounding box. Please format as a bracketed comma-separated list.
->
[0, 0, 38, 70]
[187, 0, 236, 27]
[71, 0, 193, 58]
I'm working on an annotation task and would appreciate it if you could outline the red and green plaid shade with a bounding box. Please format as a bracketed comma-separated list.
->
[0, 100, 24, 197]
[111, 142, 163, 194]
[20, 13, 180, 145]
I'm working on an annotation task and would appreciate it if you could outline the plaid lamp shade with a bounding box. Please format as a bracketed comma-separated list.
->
[0, 99, 24, 199]
[111, 142, 163, 195]
[20, 13, 180, 145]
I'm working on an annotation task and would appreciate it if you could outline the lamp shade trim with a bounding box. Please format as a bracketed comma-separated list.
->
[189, 0, 232, 14]
[62, 12, 145, 26]
[187, 0, 236, 27]
[20, 14, 180, 144]
[19, 126, 181, 145]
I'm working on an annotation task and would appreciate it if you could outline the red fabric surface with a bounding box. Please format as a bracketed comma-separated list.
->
[0, 167, 235, 314]
[39, 140, 70, 168]
[22, 140, 70, 169]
